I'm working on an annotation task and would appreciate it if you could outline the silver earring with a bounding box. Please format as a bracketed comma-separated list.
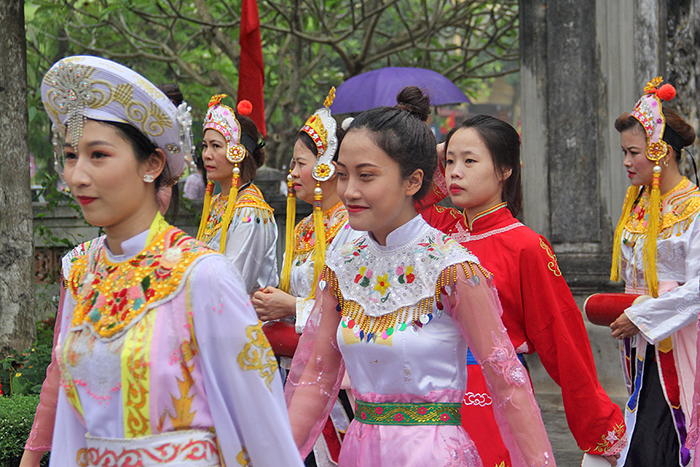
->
[143, 174, 155, 183]
[663, 159, 669, 168]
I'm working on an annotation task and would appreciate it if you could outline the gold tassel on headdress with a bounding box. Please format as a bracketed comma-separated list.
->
[610, 185, 640, 282]
[643, 165, 662, 297]
[197, 181, 216, 240]
[310, 182, 327, 299]
[218, 164, 241, 254]
[279, 170, 297, 293]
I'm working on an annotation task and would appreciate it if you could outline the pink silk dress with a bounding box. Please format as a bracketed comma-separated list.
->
[285, 216, 554, 466]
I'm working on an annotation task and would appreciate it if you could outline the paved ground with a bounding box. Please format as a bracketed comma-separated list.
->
[537, 393, 626, 466]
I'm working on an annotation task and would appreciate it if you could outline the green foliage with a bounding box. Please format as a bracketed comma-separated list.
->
[0, 318, 55, 398]
[33, 172, 89, 250]
[0, 395, 49, 466]
[24, 0, 519, 171]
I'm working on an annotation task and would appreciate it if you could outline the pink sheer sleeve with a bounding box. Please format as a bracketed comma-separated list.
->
[448, 265, 555, 467]
[24, 282, 65, 451]
[285, 269, 345, 457]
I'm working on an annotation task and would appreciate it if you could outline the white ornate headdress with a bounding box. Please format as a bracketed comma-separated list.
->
[41, 56, 190, 181]
[301, 87, 338, 181]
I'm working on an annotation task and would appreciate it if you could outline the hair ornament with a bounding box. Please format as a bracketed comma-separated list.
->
[657, 84, 676, 101]
[177, 101, 197, 172]
[341, 117, 354, 131]
[237, 99, 253, 116]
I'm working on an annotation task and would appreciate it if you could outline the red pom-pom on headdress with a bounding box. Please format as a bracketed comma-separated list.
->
[657, 83, 676, 101]
[237, 100, 253, 116]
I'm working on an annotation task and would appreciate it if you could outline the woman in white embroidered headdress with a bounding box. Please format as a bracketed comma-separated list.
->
[608, 78, 700, 466]
[197, 95, 278, 295]
[252, 89, 362, 466]
[41, 56, 302, 466]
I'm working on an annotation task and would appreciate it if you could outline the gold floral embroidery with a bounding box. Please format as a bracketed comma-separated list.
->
[237, 324, 277, 390]
[539, 238, 562, 277]
[122, 310, 155, 438]
[237, 447, 251, 466]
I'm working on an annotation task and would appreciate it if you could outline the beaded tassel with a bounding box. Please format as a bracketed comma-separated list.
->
[196, 181, 216, 240]
[610, 185, 640, 282]
[279, 171, 296, 293]
[218, 164, 241, 254]
[643, 165, 662, 297]
[310, 182, 326, 299]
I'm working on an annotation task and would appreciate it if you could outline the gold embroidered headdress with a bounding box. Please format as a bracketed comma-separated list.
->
[610, 77, 678, 297]
[41, 56, 192, 184]
[280, 88, 338, 293]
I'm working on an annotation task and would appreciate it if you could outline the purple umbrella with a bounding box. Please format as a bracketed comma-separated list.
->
[330, 67, 470, 114]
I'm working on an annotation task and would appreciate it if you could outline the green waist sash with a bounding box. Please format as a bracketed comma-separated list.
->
[354, 399, 461, 426]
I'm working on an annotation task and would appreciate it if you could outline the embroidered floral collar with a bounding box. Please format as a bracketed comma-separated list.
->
[294, 201, 347, 255]
[200, 184, 273, 244]
[69, 227, 214, 340]
[625, 177, 700, 235]
[326, 219, 479, 318]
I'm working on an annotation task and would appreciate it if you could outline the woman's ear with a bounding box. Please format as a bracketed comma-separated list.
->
[499, 167, 513, 182]
[143, 149, 167, 182]
[405, 168, 424, 197]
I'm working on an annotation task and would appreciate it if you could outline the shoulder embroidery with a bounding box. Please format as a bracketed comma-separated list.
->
[539, 238, 562, 277]
[625, 178, 700, 239]
[237, 323, 278, 391]
[69, 228, 214, 339]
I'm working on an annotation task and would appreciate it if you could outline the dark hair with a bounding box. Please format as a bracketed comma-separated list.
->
[297, 127, 347, 162]
[346, 86, 436, 200]
[102, 120, 173, 191]
[615, 108, 696, 161]
[158, 83, 184, 107]
[236, 113, 265, 183]
[445, 115, 523, 217]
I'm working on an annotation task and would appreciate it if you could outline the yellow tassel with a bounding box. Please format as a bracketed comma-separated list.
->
[310, 183, 326, 299]
[197, 181, 216, 241]
[218, 166, 240, 254]
[643, 169, 662, 297]
[610, 185, 640, 282]
[279, 172, 297, 293]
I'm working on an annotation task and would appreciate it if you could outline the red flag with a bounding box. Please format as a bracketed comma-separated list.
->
[237, 0, 266, 137]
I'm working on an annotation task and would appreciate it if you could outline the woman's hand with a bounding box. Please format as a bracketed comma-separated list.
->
[602, 453, 620, 465]
[610, 312, 640, 339]
[252, 286, 297, 321]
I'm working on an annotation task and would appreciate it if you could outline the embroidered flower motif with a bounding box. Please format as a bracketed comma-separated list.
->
[354, 267, 372, 287]
[417, 406, 428, 415]
[485, 331, 526, 387]
[360, 411, 367, 420]
[606, 430, 619, 444]
[394, 413, 404, 422]
[160, 247, 182, 269]
[440, 413, 451, 421]
[375, 407, 383, 415]
[397, 265, 415, 284]
[374, 274, 391, 295]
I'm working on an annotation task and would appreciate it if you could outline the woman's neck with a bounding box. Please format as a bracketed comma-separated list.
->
[659, 168, 684, 196]
[104, 205, 158, 255]
[219, 175, 251, 198]
[321, 190, 342, 212]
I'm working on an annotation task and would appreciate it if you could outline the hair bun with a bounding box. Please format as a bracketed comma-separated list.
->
[237, 99, 253, 116]
[395, 86, 431, 122]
